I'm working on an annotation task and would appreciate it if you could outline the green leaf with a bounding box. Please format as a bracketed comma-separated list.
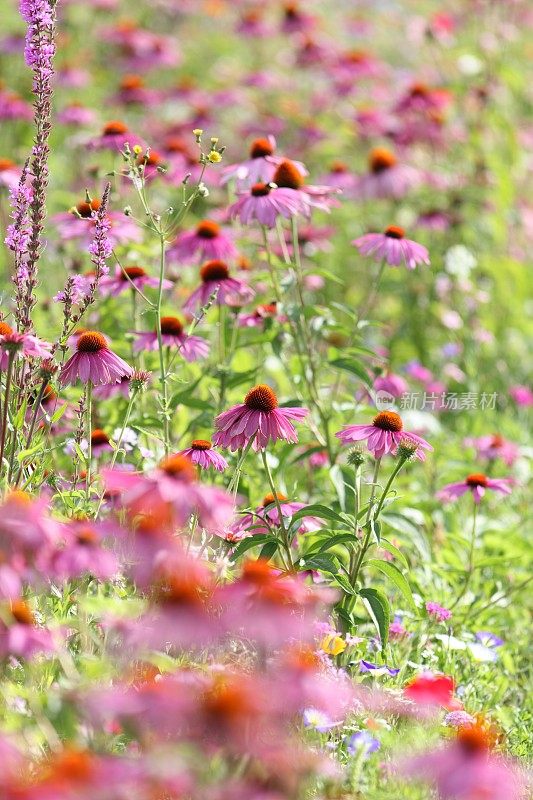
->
[50, 403, 68, 424]
[317, 533, 358, 552]
[379, 538, 409, 569]
[359, 587, 390, 651]
[259, 540, 279, 560]
[230, 535, 274, 561]
[328, 358, 371, 385]
[364, 559, 418, 615]
[291, 504, 346, 526]
[301, 554, 339, 574]
[16, 442, 44, 463]
[334, 574, 357, 596]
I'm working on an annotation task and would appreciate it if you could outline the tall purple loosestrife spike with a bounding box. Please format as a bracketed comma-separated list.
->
[55, 182, 112, 351]
[17, 0, 57, 332]
[7, 159, 32, 323]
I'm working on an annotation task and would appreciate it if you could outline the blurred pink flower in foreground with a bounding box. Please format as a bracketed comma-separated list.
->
[398, 722, 526, 800]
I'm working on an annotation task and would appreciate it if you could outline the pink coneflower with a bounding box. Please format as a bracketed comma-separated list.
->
[436, 473, 512, 504]
[213, 384, 308, 452]
[99, 265, 171, 297]
[272, 160, 341, 214]
[0, 158, 22, 189]
[352, 226, 430, 270]
[90, 428, 113, 457]
[183, 261, 254, 314]
[112, 74, 159, 106]
[319, 161, 357, 195]
[168, 220, 237, 264]
[93, 375, 131, 400]
[336, 411, 433, 460]
[57, 102, 96, 126]
[356, 148, 422, 199]
[464, 434, 519, 467]
[236, 9, 271, 38]
[230, 492, 322, 539]
[133, 316, 209, 361]
[237, 302, 280, 328]
[281, 2, 316, 34]
[399, 722, 525, 800]
[228, 181, 305, 227]
[0, 327, 52, 367]
[177, 440, 228, 472]
[102, 455, 234, 532]
[51, 519, 119, 581]
[0, 600, 55, 659]
[426, 601, 452, 622]
[395, 82, 451, 115]
[60, 331, 133, 387]
[221, 135, 307, 190]
[53, 197, 141, 248]
[87, 119, 145, 151]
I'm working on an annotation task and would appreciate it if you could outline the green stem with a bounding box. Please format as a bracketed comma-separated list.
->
[373, 458, 406, 520]
[450, 501, 478, 609]
[260, 449, 294, 571]
[0, 351, 15, 475]
[14, 376, 48, 488]
[85, 381, 93, 504]
[228, 435, 256, 497]
[155, 232, 171, 455]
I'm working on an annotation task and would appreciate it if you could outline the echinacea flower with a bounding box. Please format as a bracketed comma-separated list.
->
[272, 160, 341, 215]
[0, 327, 52, 368]
[228, 181, 305, 227]
[352, 226, 430, 270]
[177, 440, 228, 472]
[102, 455, 234, 532]
[356, 147, 422, 199]
[169, 219, 237, 264]
[53, 197, 141, 248]
[0, 158, 22, 189]
[99, 265, 172, 297]
[436, 473, 512, 504]
[90, 428, 113, 456]
[51, 519, 119, 581]
[336, 411, 433, 460]
[87, 119, 145, 151]
[132, 316, 209, 361]
[398, 722, 525, 800]
[220, 135, 307, 190]
[182, 260, 254, 314]
[60, 330, 133, 386]
[213, 384, 308, 451]
[229, 492, 322, 539]
[464, 434, 519, 467]
[0, 599, 55, 659]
